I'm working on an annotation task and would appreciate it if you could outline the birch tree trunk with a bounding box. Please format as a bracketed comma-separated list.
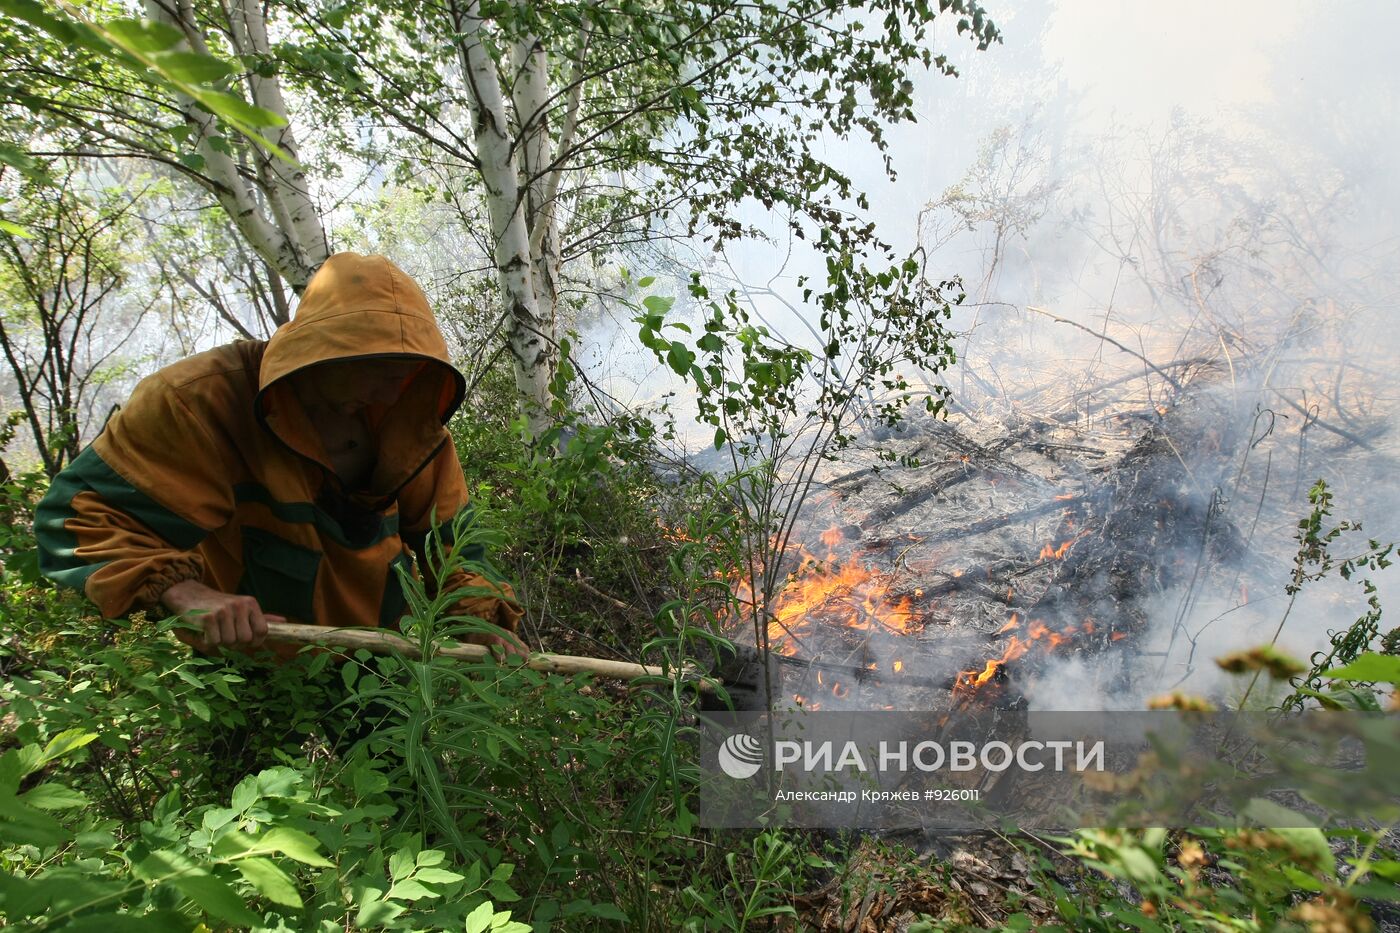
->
[450, 0, 554, 440]
[510, 26, 559, 380]
[144, 0, 327, 295]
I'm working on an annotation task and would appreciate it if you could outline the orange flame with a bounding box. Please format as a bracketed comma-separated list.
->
[747, 538, 918, 655]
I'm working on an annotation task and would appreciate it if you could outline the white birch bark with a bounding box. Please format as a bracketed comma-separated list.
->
[450, 0, 553, 439]
[224, 0, 328, 274]
[144, 0, 322, 293]
[509, 24, 559, 376]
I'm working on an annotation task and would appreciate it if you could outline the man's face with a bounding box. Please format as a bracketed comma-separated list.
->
[292, 358, 421, 414]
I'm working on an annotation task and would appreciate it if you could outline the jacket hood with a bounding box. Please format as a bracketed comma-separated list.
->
[255, 252, 467, 506]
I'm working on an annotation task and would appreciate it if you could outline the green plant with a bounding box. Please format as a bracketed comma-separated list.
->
[1266, 479, 1396, 712]
[679, 831, 805, 931]
[628, 259, 962, 704]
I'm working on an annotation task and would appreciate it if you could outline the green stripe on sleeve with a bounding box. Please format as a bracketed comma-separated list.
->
[232, 483, 399, 549]
[34, 446, 207, 591]
[34, 460, 106, 591]
[72, 447, 207, 548]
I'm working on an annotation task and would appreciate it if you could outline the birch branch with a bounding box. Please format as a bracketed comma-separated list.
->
[225, 0, 327, 272]
[143, 0, 317, 292]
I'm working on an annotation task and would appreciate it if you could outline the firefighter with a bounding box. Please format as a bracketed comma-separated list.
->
[34, 252, 524, 657]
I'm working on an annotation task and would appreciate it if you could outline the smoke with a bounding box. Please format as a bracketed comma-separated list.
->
[563, 0, 1400, 711]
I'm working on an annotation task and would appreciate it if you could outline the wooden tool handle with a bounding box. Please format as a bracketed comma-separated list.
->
[264, 621, 716, 691]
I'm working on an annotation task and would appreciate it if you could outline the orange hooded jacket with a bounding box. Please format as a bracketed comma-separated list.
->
[34, 253, 523, 654]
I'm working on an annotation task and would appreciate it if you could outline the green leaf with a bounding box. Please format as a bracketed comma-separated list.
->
[236, 857, 303, 909]
[0, 141, 39, 177]
[642, 294, 674, 315]
[134, 848, 201, 883]
[1363, 858, 1400, 882]
[1323, 653, 1400, 684]
[19, 782, 87, 810]
[666, 342, 696, 376]
[257, 826, 333, 867]
[152, 50, 234, 84]
[103, 18, 184, 53]
[466, 901, 494, 933]
[190, 89, 288, 129]
[209, 674, 237, 702]
[415, 867, 464, 884]
[386, 878, 437, 901]
[42, 728, 97, 763]
[1111, 846, 1159, 884]
[636, 276, 656, 288]
[187, 697, 211, 721]
[353, 765, 390, 798]
[583, 902, 630, 921]
[486, 880, 520, 902]
[230, 775, 259, 812]
[0, 745, 45, 788]
[256, 767, 302, 798]
[416, 848, 446, 867]
[389, 846, 415, 881]
[0, 791, 70, 847]
[1275, 827, 1337, 876]
[355, 892, 407, 925]
[169, 872, 261, 927]
[714, 427, 727, 450]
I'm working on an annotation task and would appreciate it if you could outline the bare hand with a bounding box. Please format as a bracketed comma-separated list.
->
[161, 580, 285, 651]
[463, 626, 529, 661]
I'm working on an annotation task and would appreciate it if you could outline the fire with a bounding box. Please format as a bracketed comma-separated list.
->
[1054, 493, 1075, 500]
[732, 513, 1136, 711]
[743, 535, 918, 656]
[952, 632, 1033, 699]
[658, 521, 695, 543]
[819, 525, 843, 549]
[1039, 539, 1074, 560]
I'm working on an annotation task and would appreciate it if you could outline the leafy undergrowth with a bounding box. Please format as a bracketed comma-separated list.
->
[3, 406, 1400, 931]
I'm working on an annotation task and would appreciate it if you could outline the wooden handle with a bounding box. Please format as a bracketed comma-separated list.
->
[264, 621, 717, 692]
